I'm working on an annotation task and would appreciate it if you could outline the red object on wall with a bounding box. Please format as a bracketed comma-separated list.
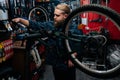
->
[80, 0, 120, 40]
[107, 0, 120, 40]
[2, 39, 13, 61]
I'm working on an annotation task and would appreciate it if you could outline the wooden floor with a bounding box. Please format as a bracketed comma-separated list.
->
[39, 65, 120, 80]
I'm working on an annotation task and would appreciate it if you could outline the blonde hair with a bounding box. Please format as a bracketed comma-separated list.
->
[55, 3, 71, 14]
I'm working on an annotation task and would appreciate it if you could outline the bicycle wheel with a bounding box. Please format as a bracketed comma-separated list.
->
[63, 4, 120, 78]
[28, 6, 49, 22]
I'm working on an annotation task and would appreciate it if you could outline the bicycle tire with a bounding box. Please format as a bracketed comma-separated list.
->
[28, 6, 49, 22]
[63, 4, 120, 78]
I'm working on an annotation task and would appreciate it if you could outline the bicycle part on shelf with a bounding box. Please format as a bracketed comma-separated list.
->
[0, 1, 13, 41]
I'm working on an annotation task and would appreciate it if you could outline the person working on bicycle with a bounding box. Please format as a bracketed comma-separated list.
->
[12, 3, 77, 80]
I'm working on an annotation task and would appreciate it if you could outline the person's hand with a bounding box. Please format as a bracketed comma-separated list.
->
[12, 18, 21, 23]
[12, 18, 29, 27]
[68, 52, 77, 67]
[68, 59, 74, 67]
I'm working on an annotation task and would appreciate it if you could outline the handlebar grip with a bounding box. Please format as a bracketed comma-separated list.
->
[25, 33, 41, 39]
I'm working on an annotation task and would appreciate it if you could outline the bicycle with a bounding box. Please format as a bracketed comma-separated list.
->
[12, 4, 120, 79]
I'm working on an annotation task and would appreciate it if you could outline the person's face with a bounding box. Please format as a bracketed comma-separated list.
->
[54, 8, 68, 27]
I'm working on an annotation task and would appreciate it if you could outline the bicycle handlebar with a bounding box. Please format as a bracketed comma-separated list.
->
[11, 21, 105, 46]
[25, 33, 41, 39]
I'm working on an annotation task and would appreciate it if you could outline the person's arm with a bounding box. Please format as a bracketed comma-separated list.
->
[12, 18, 29, 27]
[12, 18, 54, 31]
